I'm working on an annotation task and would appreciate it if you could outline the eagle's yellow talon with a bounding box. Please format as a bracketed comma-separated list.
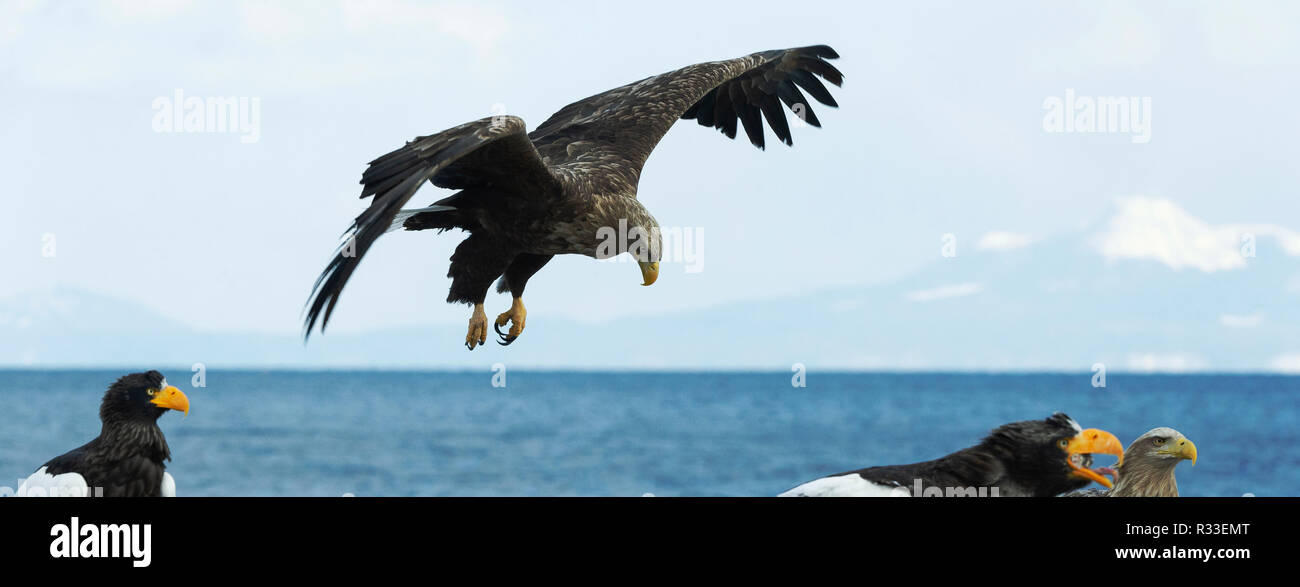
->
[465, 304, 488, 350]
[494, 298, 527, 345]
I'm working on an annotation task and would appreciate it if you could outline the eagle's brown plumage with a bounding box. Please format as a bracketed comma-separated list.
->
[303, 45, 843, 349]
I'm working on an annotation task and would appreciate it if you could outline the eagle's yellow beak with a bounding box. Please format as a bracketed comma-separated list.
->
[639, 261, 659, 286]
[1065, 428, 1125, 488]
[1159, 436, 1197, 465]
[149, 385, 190, 416]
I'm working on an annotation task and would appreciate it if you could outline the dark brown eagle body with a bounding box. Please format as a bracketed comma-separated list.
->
[304, 46, 842, 346]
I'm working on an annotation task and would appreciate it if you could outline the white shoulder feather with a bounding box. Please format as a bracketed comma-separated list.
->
[161, 472, 176, 497]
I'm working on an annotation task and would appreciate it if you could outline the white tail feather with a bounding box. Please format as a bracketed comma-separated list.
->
[387, 205, 455, 233]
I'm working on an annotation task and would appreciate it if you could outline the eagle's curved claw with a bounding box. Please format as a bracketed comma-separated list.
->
[494, 321, 518, 346]
[493, 297, 527, 347]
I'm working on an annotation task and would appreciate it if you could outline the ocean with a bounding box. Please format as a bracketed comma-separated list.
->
[0, 370, 1294, 497]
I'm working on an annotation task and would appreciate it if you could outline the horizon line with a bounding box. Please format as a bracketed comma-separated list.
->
[1, 365, 1296, 377]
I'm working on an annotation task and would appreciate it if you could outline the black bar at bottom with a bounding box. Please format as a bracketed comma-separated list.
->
[2, 497, 1287, 573]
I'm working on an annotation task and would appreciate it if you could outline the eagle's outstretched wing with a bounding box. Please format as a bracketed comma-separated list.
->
[529, 45, 842, 192]
[304, 116, 560, 338]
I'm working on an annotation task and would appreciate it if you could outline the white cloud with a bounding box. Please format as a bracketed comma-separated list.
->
[1270, 353, 1300, 374]
[1219, 313, 1262, 328]
[8, 0, 510, 91]
[242, 0, 507, 51]
[101, 0, 194, 22]
[1125, 353, 1203, 373]
[0, 0, 43, 44]
[229, 1, 511, 89]
[976, 231, 1034, 252]
[1077, 1, 1161, 67]
[1027, 0, 1160, 71]
[1200, 1, 1300, 65]
[905, 282, 983, 302]
[340, 0, 506, 50]
[1092, 197, 1300, 272]
[241, 1, 311, 40]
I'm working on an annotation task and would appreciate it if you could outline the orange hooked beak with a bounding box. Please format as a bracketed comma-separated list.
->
[149, 385, 190, 416]
[1065, 428, 1124, 488]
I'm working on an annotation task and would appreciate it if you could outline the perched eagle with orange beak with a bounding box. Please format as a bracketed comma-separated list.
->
[15, 371, 190, 497]
[304, 45, 842, 349]
[779, 413, 1123, 497]
[1065, 427, 1197, 497]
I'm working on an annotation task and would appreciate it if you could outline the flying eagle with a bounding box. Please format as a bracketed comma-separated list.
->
[304, 45, 843, 349]
[16, 371, 190, 497]
[1064, 427, 1197, 497]
[778, 413, 1124, 497]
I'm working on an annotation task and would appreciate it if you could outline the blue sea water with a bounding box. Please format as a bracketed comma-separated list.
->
[0, 370, 1294, 497]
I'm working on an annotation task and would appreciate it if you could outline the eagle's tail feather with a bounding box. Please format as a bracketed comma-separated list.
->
[303, 117, 532, 340]
[387, 205, 456, 233]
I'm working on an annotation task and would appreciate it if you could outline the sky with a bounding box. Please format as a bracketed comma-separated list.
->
[1, 1, 1298, 355]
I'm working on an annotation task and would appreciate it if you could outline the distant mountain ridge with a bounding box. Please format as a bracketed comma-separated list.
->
[3, 199, 1298, 371]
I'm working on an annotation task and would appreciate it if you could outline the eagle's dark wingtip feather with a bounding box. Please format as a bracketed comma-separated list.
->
[683, 45, 842, 150]
[797, 44, 839, 60]
[789, 70, 838, 108]
[796, 57, 844, 89]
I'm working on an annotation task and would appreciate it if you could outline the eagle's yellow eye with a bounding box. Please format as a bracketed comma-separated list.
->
[1153, 438, 1166, 446]
[146, 388, 157, 396]
[1058, 439, 1069, 448]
